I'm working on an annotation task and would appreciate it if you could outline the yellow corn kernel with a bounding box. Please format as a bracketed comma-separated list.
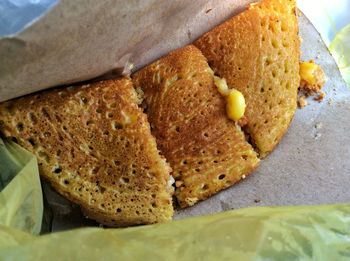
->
[226, 89, 246, 121]
[300, 62, 320, 85]
[214, 76, 229, 96]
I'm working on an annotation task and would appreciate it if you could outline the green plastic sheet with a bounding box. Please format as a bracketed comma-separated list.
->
[329, 24, 350, 88]
[0, 139, 42, 235]
[1, 138, 350, 260]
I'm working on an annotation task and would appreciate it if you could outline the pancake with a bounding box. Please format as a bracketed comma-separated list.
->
[132, 45, 259, 208]
[194, 0, 300, 157]
[0, 78, 174, 227]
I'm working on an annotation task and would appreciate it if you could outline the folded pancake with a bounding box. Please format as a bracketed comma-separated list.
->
[0, 78, 174, 226]
[194, 0, 300, 157]
[132, 45, 259, 208]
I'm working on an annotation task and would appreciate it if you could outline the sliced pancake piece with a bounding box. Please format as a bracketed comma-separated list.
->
[194, 0, 300, 157]
[132, 45, 259, 208]
[0, 78, 174, 227]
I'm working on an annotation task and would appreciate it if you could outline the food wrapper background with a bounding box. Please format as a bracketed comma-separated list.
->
[0, 0, 350, 258]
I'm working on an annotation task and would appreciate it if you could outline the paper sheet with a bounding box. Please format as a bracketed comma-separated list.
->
[0, 0, 256, 102]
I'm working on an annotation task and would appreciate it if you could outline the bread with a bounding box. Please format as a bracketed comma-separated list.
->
[132, 45, 259, 208]
[0, 78, 174, 227]
[194, 0, 300, 157]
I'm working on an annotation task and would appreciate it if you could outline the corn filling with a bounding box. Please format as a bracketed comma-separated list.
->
[299, 61, 325, 86]
[214, 76, 246, 121]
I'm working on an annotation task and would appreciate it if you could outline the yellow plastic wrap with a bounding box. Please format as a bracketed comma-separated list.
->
[1, 139, 350, 260]
[0, 205, 349, 260]
[0, 139, 42, 235]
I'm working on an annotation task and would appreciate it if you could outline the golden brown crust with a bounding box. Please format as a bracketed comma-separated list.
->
[195, 0, 300, 157]
[0, 78, 173, 227]
[132, 45, 259, 208]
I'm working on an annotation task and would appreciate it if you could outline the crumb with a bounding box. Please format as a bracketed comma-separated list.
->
[254, 199, 261, 203]
[185, 197, 199, 206]
[241, 174, 246, 179]
[205, 8, 212, 14]
[298, 61, 326, 107]
[238, 116, 248, 127]
[175, 181, 183, 187]
[314, 133, 322, 140]
[297, 95, 308, 108]
[315, 122, 322, 129]
[299, 60, 326, 94]
[313, 91, 325, 102]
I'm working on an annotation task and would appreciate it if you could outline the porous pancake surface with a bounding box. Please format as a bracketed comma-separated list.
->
[0, 78, 173, 226]
[195, 0, 300, 157]
[133, 45, 259, 208]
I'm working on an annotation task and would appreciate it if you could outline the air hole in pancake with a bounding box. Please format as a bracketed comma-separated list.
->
[281, 22, 288, 32]
[112, 122, 123, 130]
[86, 120, 95, 126]
[201, 184, 209, 191]
[282, 41, 289, 48]
[195, 168, 200, 172]
[64, 180, 69, 185]
[91, 167, 99, 175]
[96, 108, 102, 113]
[56, 150, 61, 156]
[182, 160, 188, 165]
[203, 132, 209, 138]
[55, 115, 62, 123]
[265, 58, 272, 66]
[62, 126, 68, 131]
[272, 71, 277, 78]
[38, 151, 50, 162]
[242, 155, 248, 160]
[107, 112, 114, 118]
[121, 177, 130, 183]
[152, 202, 157, 208]
[218, 174, 226, 180]
[53, 166, 62, 174]
[103, 130, 109, 136]
[213, 160, 218, 164]
[28, 112, 37, 124]
[100, 186, 106, 193]
[271, 39, 278, 48]
[41, 108, 50, 120]
[175, 126, 180, 133]
[16, 122, 24, 132]
[286, 82, 291, 90]
[81, 97, 88, 104]
[28, 138, 36, 147]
